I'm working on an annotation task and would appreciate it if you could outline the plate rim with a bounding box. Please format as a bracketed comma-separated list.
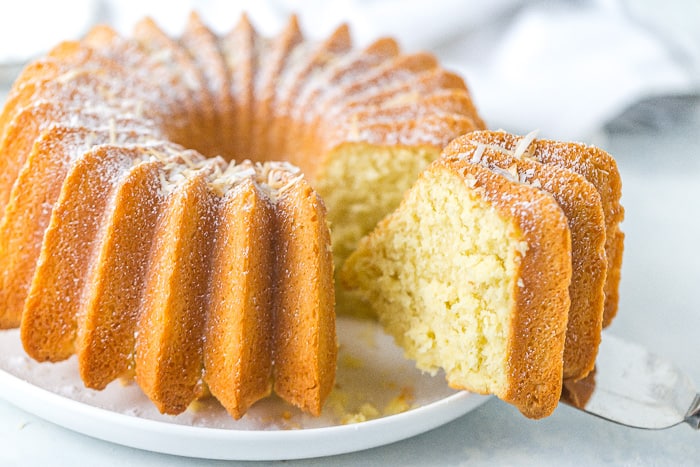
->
[0, 365, 489, 460]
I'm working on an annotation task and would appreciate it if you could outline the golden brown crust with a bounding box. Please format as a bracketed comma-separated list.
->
[561, 367, 597, 409]
[135, 173, 216, 414]
[252, 16, 303, 160]
[464, 130, 623, 327]
[204, 180, 276, 419]
[0, 41, 95, 145]
[431, 157, 571, 419]
[180, 12, 234, 157]
[20, 146, 140, 361]
[326, 79, 484, 134]
[83, 24, 192, 146]
[77, 159, 164, 389]
[0, 101, 158, 222]
[329, 113, 478, 151]
[291, 36, 399, 133]
[220, 14, 257, 157]
[293, 52, 440, 163]
[273, 179, 336, 416]
[336, 90, 482, 129]
[0, 126, 155, 329]
[0, 45, 175, 219]
[133, 17, 216, 157]
[272, 23, 352, 159]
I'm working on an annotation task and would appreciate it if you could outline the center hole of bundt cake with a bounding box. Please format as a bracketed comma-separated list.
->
[173, 118, 317, 179]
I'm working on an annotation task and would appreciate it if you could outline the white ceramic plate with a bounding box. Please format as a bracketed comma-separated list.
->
[0, 316, 488, 461]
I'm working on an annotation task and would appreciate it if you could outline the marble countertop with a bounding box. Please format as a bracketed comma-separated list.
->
[0, 86, 698, 465]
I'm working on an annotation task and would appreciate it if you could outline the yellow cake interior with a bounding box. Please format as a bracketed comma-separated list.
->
[343, 167, 528, 395]
[317, 143, 439, 315]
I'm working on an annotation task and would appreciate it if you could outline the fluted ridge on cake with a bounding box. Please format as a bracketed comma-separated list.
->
[180, 12, 234, 157]
[0, 125, 161, 328]
[17, 149, 335, 417]
[219, 13, 256, 157]
[133, 17, 217, 157]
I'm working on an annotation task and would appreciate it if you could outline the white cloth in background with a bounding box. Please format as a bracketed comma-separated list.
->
[0, 0, 97, 62]
[2, 0, 699, 140]
[438, 0, 700, 139]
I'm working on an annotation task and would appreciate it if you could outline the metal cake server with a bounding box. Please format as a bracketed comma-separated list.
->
[560, 334, 700, 430]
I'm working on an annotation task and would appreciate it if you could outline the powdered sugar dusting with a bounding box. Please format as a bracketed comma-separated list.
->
[341, 114, 476, 149]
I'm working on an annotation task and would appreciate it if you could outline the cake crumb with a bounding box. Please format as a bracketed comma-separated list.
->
[341, 403, 380, 424]
[383, 387, 414, 416]
[188, 399, 206, 413]
[340, 354, 364, 369]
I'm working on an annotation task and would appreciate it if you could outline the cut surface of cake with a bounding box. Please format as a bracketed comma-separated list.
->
[0, 13, 483, 418]
[342, 156, 572, 419]
[443, 135, 608, 381]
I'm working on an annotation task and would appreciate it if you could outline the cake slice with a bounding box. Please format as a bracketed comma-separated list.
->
[341, 156, 572, 418]
[319, 112, 479, 319]
[443, 137, 607, 380]
[464, 131, 624, 326]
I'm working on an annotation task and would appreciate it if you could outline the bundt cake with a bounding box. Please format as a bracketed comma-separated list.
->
[341, 132, 624, 418]
[0, 12, 483, 418]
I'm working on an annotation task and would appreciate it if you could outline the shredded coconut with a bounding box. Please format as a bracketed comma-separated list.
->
[511, 130, 539, 160]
